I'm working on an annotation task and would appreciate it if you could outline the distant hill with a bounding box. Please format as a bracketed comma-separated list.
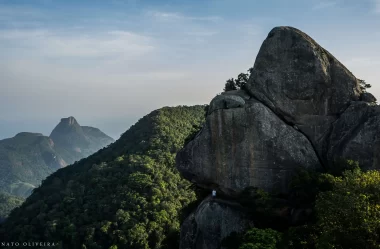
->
[49, 116, 115, 165]
[0, 132, 66, 197]
[0, 117, 114, 200]
[0, 106, 206, 249]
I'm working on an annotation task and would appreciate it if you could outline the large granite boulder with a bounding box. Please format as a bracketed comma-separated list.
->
[328, 101, 380, 170]
[177, 96, 322, 196]
[245, 26, 362, 158]
[180, 198, 253, 249]
[177, 25, 380, 249]
[208, 94, 246, 115]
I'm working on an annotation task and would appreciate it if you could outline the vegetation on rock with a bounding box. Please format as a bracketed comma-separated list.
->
[223, 161, 380, 249]
[223, 67, 253, 92]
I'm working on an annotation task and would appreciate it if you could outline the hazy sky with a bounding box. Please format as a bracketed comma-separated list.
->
[1, 0, 380, 139]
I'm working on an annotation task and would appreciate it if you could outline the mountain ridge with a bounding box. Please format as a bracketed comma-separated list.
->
[0, 105, 207, 249]
[0, 116, 114, 202]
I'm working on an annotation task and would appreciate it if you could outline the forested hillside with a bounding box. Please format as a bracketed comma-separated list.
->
[0, 193, 24, 222]
[1, 105, 206, 249]
[0, 133, 65, 198]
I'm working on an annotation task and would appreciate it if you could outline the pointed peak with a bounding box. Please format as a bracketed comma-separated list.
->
[60, 116, 79, 126]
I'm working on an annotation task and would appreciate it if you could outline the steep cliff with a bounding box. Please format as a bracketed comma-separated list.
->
[177, 26, 379, 249]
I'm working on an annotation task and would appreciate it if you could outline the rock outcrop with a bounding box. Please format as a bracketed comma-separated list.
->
[180, 198, 253, 249]
[177, 97, 321, 196]
[177, 26, 379, 249]
[245, 26, 362, 159]
[328, 102, 380, 169]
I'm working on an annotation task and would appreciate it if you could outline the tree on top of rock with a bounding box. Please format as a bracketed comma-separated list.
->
[223, 67, 253, 92]
[358, 79, 371, 92]
[224, 78, 238, 91]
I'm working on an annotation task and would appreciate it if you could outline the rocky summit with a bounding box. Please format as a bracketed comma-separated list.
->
[177, 26, 380, 248]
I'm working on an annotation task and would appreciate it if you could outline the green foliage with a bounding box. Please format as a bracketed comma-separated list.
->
[238, 187, 290, 230]
[239, 228, 283, 249]
[327, 159, 360, 177]
[316, 168, 380, 249]
[0, 105, 206, 249]
[0, 122, 114, 201]
[358, 78, 372, 92]
[221, 160, 380, 249]
[223, 67, 253, 92]
[183, 124, 203, 146]
[0, 192, 24, 220]
[289, 168, 335, 208]
[0, 133, 59, 197]
[224, 78, 238, 91]
[284, 225, 318, 249]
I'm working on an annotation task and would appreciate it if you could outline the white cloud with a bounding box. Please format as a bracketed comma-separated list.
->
[0, 29, 154, 58]
[184, 31, 218, 36]
[147, 11, 222, 22]
[312, 1, 338, 10]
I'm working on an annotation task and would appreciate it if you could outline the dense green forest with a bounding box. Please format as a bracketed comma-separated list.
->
[0, 106, 206, 249]
[0, 192, 24, 221]
[0, 133, 63, 198]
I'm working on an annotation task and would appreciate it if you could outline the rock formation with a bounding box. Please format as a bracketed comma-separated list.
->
[244, 26, 362, 159]
[180, 198, 253, 249]
[177, 26, 379, 249]
[177, 97, 321, 196]
[50, 116, 114, 164]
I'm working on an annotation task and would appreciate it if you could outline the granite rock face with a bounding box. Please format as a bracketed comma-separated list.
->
[328, 102, 380, 170]
[208, 94, 246, 115]
[177, 96, 321, 196]
[180, 198, 253, 249]
[177, 26, 380, 249]
[245, 26, 362, 158]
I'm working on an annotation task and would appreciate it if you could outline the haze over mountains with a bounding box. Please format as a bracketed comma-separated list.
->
[1, 25, 380, 249]
[0, 117, 114, 199]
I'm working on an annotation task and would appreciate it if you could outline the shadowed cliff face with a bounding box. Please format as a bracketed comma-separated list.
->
[180, 197, 253, 249]
[177, 98, 321, 196]
[176, 26, 380, 200]
[245, 26, 362, 160]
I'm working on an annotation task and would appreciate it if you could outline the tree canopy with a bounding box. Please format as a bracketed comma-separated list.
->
[224, 67, 253, 92]
[0, 105, 206, 249]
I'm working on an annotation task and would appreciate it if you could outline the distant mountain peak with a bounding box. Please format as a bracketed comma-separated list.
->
[49, 117, 114, 164]
[59, 116, 79, 126]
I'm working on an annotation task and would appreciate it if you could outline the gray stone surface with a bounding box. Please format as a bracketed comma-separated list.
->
[222, 89, 251, 100]
[361, 92, 377, 103]
[245, 26, 362, 158]
[177, 25, 380, 249]
[208, 94, 246, 115]
[328, 101, 380, 170]
[177, 98, 322, 196]
[180, 198, 253, 249]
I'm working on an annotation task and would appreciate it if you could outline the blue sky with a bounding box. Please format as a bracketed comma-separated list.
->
[1, 0, 380, 139]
